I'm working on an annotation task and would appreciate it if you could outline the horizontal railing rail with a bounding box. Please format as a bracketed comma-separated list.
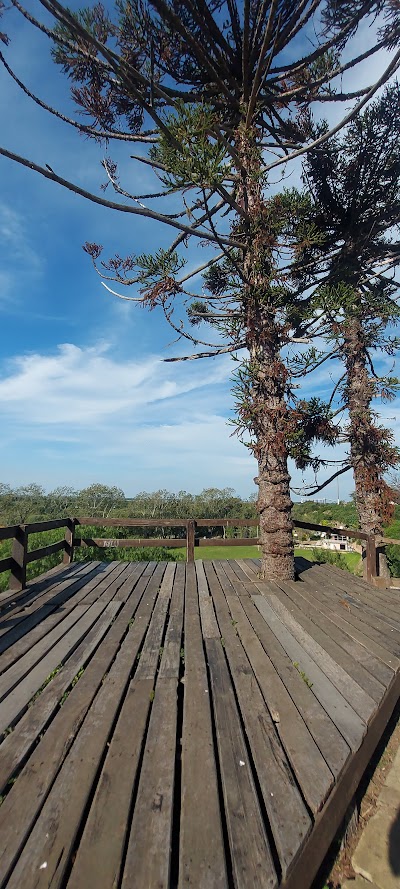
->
[0, 514, 396, 590]
[294, 519, 369, 540]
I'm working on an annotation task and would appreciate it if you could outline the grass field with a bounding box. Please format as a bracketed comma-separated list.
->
[171, 544, 361, 572]
[294, 547, 361, 572]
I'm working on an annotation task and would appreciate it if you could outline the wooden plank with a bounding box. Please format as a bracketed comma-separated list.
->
[298, 570, 400, 660]
[121, 677, 178, 889]
[196, 561, 220, 639]
[0, 561, 100, 634]
[0, 564, 149, 793]
[207, 562, 312, 876]
[134, 562, 175, 679]
[318, 582, 400, 633]
[205, 636, 278, 889]
[265, 595, 376, 724]
[9, 525, 27, 591]
[198, 537, 258, 546]
[0, 563, 167, 888]
[195, 558, 210, 600]
[25, 539, 65, 563]
[76, 516, 188, 527]
[254, 596, 366, 751]
[269, 580, 388, 702]
[219, 559, 255, 590]
[179, 562, 227, 889]
[0, 562, 83, 610]
[300, 563, 400, 620]
[74, 536, 184, 548]
[238, 595, 351, 779]
[158, 562, 185, 679]
[293, 519, 368, 540]
[24, 519, 69, 534]
[0, 526, 18, 542]
[225, 592, 335, 813]
[0, 560, 87, 609]
[196, 519, 258, 528]
[187, 519, 196, 562]
[0, 557, 12, 574]
[63, 518, 75, 564]
[68, 566, 180, 889]
[309, 565, 400, 628]
[0, 564, 122, 691]
[281, 667, 400, 889]
[0, 598, 120, 734]
[0, 562, 128, 675]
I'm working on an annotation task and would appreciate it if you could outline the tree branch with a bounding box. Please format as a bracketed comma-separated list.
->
[264, 48, 400, 173]
[0, 145, 244, 246]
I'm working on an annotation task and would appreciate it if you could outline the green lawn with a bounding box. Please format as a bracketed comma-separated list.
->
[172, 545, 261, 560]
[294, 547, 361, 572]
[171, 544, 361, 572]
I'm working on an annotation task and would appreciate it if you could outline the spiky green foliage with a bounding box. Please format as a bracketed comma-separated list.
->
[150, 103, 230, 190]
[286, 85, 400, 513]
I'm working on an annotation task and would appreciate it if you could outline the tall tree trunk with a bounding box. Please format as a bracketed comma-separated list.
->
[255, 346, 295, 579]
[343, 316, 391, 579]
[236, 127, 295, 580]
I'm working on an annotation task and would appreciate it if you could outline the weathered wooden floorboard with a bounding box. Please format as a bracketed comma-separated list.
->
[265, 594, 376, 724]
[0, 560, 86, 610]
[308, 565, 400, 631]
[254, 596, 366, 751]
[219, 583, 335, 813]
[234, 562, 380, 720]
[0, 561, 127, 671]
[295, 571, 400, 665]
[0, 557, 398, 889]
[0, 561, 100, 632]
[121, 676, 178, 889]
[208, 562, 312, 877]
[0, 562, 148, 793]
[269, 580, 387, 703]
[0, 562, 165, 888]
[68, 564, 179, 889]
[238, 592, 351, 779]
[179, 563, 228, 889]
[205, 635, 278, 889]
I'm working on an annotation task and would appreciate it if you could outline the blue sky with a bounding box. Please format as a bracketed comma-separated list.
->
[0, 3, 398, 501]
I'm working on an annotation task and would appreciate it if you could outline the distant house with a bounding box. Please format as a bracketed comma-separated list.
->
[314, 529, 353, 552]
[294, 526, 354, 552]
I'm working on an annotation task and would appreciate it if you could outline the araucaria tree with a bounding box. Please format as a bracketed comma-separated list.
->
[1, 0, 399, 578]
[290, 85, 400, 571]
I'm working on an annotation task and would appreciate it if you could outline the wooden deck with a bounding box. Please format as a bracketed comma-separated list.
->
[0, 557, 399, 889]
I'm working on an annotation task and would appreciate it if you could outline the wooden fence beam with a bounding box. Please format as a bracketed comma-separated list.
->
[187, 520, 196, 563]
[10, 525, 28, 591]
[365, 535, 378, 583]
[63, 518, 75, 564]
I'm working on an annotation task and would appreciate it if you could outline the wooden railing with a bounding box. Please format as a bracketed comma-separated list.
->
[0, 515, 397, 591]
[0, 518, 74, 592]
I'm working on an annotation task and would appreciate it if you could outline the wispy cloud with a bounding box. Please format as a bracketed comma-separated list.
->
[0, 201, 43, 304]
[0, 341, 257, 494]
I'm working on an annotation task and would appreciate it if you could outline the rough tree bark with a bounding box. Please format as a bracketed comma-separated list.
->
[343, 316, 391, 578]
[237, 129, 295, 579]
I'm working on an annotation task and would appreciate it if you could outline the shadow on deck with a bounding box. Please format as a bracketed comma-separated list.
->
[0, 557, 399, 889]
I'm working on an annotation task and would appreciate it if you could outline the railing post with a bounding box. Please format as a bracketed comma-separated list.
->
[365, 535, 377, 583]
[10, 524, 28, 591]
[63, 518, 75, 564]
[187, 520, 196, 563]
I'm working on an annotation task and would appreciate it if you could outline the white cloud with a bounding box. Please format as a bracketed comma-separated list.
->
[0, 342, 233, 424]
[0, 340, 258, 494]
[0, 202, 43, 306]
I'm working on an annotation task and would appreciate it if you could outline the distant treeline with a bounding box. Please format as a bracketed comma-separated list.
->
[1, 483, 399, 586]
[0, 481, 362, 527]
